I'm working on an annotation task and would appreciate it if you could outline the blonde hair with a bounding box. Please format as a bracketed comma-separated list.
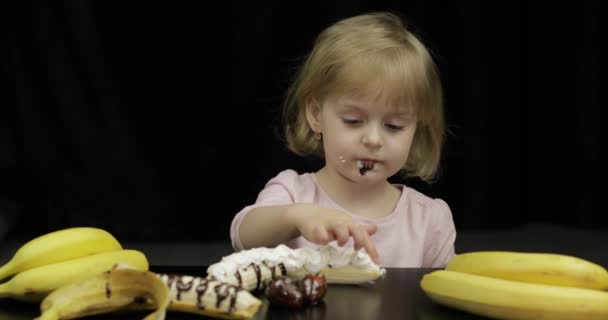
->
[282, 12, 445, 182]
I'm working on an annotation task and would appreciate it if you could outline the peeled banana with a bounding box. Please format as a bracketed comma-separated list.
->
[35, 264, 169, 320]
[289, 265, 384, 285]
[0, 249, 149, 302]
[0, 227, 123, 281]
[152, 273, 262, 320]
[421, 269, 608, 320]
[446, 251, 608, 290]
[206, 244, 385, 291]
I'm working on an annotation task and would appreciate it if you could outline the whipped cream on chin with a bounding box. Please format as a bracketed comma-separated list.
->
[207, 244, 383, 279]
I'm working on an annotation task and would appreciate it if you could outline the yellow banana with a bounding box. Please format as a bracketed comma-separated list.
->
[420, 269, 608, 320]
[0, 227, 123, 282]
[446, 251, 608, 290]
[0, 249, 148, 302]
[35, 264, 169, 320]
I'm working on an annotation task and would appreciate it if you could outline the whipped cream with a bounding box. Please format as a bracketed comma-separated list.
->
[207, 244, 382, 280]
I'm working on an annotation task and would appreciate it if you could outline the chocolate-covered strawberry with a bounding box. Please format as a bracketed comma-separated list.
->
[265, 276, 303, 308]
[300, 274, 327, 305]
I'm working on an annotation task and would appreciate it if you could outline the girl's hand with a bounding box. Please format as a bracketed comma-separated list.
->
[287, 204, 380, 264]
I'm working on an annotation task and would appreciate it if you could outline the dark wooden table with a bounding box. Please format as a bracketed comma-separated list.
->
[0, 266, 487, 319]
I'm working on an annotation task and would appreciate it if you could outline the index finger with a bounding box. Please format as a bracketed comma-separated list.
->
[350, 224, 380, 264]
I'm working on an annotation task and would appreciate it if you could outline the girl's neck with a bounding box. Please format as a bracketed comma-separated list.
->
[315, 166, 400, 218]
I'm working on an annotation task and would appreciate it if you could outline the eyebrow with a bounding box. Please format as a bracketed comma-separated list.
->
[339, 104, 415, 119]
[338, 104, 366, 112]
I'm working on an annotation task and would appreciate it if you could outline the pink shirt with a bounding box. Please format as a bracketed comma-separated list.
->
[230, 169, 456, 268]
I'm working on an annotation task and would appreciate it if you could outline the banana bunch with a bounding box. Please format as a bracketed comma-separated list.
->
[206, 244, 386, 292]
[0, 227, 149, 302]
[421, 251, 608, 320]
[0, 227, 122, 281]
[35, 264, 169, 320]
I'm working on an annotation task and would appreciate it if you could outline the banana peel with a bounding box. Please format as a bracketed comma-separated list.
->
[35, 264, 169, 320]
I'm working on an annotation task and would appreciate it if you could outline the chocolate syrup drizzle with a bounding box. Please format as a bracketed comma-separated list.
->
[165, 274, 178, 290]
[195, 281, 208, 310]
[263, 261, 287, 280]
[245, 262, 262, 290]
[278, 262, 287, 276]
[214, 283, 239, 313]
[234, 270, 243, 287]
[175, 276, 194, 301]
[218, 261, 288, 293]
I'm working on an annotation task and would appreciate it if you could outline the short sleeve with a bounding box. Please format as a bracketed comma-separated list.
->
[230, 170, 301, 251]
[422, 199, 457, 268]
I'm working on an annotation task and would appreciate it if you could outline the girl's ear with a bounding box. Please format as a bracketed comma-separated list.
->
[305, 97, 322, 133]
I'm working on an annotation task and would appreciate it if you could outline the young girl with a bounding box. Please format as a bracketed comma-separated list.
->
[230, 12, 456, 268]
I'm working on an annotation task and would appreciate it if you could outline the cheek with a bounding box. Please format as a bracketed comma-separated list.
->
[388, 133, 415, 160]
[387, 144, 410, 164]
[321, 128, 356, 160]
[322, 133, 350, 157]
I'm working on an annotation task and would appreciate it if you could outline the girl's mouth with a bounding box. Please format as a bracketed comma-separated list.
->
[357, 160, 375, 175]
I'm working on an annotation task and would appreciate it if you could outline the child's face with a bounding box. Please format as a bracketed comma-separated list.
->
[310, 93, 417, 183]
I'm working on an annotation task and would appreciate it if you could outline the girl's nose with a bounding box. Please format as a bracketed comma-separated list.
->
[361, 125, 383, 148]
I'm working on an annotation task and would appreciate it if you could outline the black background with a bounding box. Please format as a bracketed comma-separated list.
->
[2, 1, 606, 242]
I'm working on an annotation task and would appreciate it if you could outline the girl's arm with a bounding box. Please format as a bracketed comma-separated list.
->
[239, 203, 380, 263]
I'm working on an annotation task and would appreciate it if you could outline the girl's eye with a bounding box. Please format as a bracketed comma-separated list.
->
[385, 124, 404, 131]
[342, 118, 362, 125]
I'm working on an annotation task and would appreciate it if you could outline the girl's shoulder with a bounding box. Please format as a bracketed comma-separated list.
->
[396, 184, 451, 216]
[268, 169, 315, 184]
[263, 169, 317, 194]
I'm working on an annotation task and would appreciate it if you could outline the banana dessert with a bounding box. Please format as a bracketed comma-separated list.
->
[155, 273, 262, 319]
[206, 244, 386, 292]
